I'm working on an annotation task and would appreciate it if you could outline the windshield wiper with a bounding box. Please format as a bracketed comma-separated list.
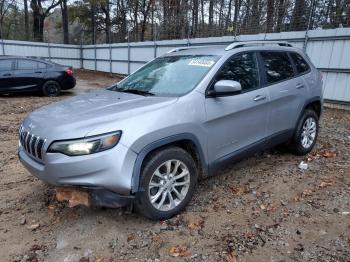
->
[116, 89, 155, 96]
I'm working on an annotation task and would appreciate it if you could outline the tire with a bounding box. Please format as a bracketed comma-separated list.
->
[135, 146, 198, 220]
[42, 80, 61, 97]
[289, 109, 319, 155]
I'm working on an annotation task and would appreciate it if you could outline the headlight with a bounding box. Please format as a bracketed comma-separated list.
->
[48, 131, 122, 156]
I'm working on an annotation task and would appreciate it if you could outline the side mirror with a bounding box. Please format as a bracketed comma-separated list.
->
[208, 80, 242, 97]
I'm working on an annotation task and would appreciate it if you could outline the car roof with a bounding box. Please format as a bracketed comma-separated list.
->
[163, 41, 303, 57]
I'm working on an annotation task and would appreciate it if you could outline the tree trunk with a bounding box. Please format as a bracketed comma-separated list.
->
[200, 0, 204, 34]
[33, 12, 44, 41]
[275, 0, 284, 32]
[225, 0, 232, 33]
[61, 0, 69, 44]
[234, 0, 241, 35]
[191, 0, 199, 37]
[24, 0, 29, 40]
[104, 0, 111, 43]
[266, 0, 274, 33]
[208, 0, 214, 29]
[91, 1, 96, 44]
[133, 0, 139, 40]
[291, 0, 305, 31]
[249, 0, 260, 34]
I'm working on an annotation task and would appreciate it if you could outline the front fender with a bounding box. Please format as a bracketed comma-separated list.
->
[130, 133, 208, 193]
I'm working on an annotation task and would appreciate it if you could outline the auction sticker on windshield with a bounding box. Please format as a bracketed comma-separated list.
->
[188, 58, 215, 67]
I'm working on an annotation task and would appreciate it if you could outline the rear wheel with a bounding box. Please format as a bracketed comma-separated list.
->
[135, 147, 197, 220]
[289, 109, 319, 155]
[42, 80, 61, 97]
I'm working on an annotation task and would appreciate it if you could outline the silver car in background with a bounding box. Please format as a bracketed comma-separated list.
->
[18, 41, 323, 220]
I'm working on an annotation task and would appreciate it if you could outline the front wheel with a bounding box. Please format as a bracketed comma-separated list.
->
[135, 147, 198, 220]
[289, 109, 319, 155]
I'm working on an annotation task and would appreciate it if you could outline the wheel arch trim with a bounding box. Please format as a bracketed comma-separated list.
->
[130, 133, 208, 193]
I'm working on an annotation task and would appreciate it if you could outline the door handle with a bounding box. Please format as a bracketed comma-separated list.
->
[253, 95, 266, 102]
[2, 73, 11, 76]
[296, 83, 305, 89]
[35, 71, 42, 73]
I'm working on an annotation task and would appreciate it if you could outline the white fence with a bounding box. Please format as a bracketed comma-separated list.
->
[1, 28, 350, 103]
[0, 39, 81, 68]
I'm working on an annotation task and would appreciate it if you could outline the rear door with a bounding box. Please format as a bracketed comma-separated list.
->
[12, 59, 45, 91]
[204, 52, 269, 163]
[0, 59, 15, 91]
[259, 51, 307, 137]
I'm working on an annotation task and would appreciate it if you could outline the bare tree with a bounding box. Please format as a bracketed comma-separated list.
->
[266, 0, 274, 32]
[24, 0, 29, 40]
[30, 0, 62, 41]
[291, 0, 306, 31]
[61, 0, 69, 43]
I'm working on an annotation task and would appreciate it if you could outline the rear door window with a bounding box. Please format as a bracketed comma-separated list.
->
[260, 52, 294, 84]
[0, 59, 13, 71]
[17, 60, 38, 70]
[290, 52, 310, 74]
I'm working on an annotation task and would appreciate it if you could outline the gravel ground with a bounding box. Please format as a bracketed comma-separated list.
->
[0, 70, 349, 262]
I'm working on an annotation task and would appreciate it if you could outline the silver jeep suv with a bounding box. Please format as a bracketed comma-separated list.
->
[19, 41, 323, 220]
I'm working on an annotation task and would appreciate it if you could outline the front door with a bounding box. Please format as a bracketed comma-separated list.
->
[204, 52, 269, 164]
[12, 59, 45, 91]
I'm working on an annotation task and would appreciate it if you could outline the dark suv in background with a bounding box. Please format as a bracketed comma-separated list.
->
[0, 56, 76, 96]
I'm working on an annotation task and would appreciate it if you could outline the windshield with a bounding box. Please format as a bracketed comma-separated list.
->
[111, 55, 219, 97]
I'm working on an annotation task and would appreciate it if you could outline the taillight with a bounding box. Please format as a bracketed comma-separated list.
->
[65, 69, 73, 75]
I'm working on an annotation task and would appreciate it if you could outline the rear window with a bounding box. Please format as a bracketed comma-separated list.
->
[260, 52, 294, 84]
[0, 59, 13, 71]
[290, 52, 310, 74]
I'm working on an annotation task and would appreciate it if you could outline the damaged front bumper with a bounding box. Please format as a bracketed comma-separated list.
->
[56, 187, 135, 208]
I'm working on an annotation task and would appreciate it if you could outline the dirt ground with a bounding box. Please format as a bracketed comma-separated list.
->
[0, 70, 349, 262]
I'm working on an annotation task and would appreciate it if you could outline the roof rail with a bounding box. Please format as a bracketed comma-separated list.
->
[225, 41, 292, 51]
[167, 46, 207, 54]
[167, 47, 190, 54]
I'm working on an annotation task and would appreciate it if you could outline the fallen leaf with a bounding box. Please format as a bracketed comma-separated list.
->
[321, 150, 337, 158]
[48, 204, 56, 210]
[319, 181, 333, 188]
[127, 233, 135, 242]
[94, 257, 109, 262]
[27, 223, 40, 230]
[169, 245, 191, 257]
[225, 250, 238, 262]
[302, 188, 313, 196]
[188, 219, 204, 230]
[229, 186, 243, 195]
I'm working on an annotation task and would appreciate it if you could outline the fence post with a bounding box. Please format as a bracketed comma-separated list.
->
[47, 42, 51, 61]
[127, 30, 130, 75]
[80, 41, 83, 69]
[94, 46, 97, 71]
[154, 41, 157, 58]
[1, 38, 5, 55]
[303, 0, 316, 50]
[109, 44, 112, 74]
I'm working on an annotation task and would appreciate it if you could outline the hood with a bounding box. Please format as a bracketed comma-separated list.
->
[22, 90, 177, 140]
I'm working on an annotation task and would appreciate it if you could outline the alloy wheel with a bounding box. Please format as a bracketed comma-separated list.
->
[148, 159, 190, 211]
[301, 117, 317, 149]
